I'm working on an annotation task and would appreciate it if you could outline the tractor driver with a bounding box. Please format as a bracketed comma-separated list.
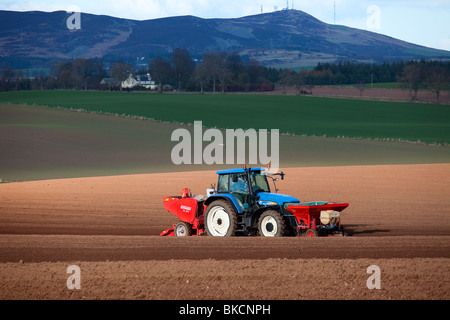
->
[229, 174, 249, 194]
[229, 173, 250, 209]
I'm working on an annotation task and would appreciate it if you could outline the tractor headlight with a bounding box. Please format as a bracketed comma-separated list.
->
[258, 200, 278, 206]
[320, 210, 340, 225]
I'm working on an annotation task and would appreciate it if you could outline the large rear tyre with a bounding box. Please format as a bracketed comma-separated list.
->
[174, 222, 193, 237]
[258, 210, 286, 237]
[204, 200, 238, 237]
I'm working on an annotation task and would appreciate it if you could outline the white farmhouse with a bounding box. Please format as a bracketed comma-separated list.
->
[136, 73, 158, 90]
[121, 73, 158, 90]
[121, 74, 139, 89]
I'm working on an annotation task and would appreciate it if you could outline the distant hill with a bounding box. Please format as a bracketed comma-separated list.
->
[1, 9, 449, 69]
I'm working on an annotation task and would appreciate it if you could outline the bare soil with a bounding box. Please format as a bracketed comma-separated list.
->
[0, 164, 449, 300]
[273, 86, 450, 104]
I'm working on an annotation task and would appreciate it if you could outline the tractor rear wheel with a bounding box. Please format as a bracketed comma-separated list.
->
[174, 222, 193, 237]
[204, 200, 238, 237]
[258, 210, 286, 237]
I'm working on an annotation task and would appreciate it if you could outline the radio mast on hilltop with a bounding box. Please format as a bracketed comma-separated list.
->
[334, 1, 336, 24]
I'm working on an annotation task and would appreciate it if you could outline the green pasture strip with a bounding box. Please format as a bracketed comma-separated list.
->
[1, 90, 449, 145]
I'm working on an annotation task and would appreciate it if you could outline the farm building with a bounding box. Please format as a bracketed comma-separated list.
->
[121, 73, 157, 90]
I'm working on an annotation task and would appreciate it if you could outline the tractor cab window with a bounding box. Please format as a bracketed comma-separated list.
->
[249, 172, 271, 194]
[229, 173, 250, 210]
[217, 174, 229, 193]
[229, 173, 249, 194]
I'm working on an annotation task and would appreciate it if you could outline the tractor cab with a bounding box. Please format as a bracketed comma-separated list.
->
[214, 167, 299, 213]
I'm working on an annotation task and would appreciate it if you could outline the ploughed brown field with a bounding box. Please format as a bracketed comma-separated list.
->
[0, 164, 449, 300]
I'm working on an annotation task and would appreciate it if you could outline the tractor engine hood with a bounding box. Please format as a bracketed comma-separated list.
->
[257, 192, 300, 206]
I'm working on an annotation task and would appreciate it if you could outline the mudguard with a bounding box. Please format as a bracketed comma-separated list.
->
[204, 194, 244, 213]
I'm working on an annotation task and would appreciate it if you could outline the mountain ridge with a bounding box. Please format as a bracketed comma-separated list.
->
[0, 9, 449, 69]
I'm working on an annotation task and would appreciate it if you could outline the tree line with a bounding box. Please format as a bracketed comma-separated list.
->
[1, 49, 448, 102]
[149, 49, 277, 93]
[277, 59, 449, 103]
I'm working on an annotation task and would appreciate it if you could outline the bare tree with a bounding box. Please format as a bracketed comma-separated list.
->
[278, 69, 295, 94]
[399, 64, 423, 100]
[216, 55, 232, 93]
[110, 61, 134, 91]
[150, 57, 173, 93]
[226, 53, 246, 84]
[172, 48, 194, 91]
[193, 62, 209, 93]
[110, 61, 134, 81]
[426, 66, 448, 104]
[58, 69, 73, 89]
[292, 72, 305, 95]
[72, 58, 89, 89]
[200, 51, 229, 93]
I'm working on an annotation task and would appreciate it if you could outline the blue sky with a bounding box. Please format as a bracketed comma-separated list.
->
[2, 0, 449, 51]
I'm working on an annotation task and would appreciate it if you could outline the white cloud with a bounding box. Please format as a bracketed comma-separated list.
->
[1, 1, 72, 12]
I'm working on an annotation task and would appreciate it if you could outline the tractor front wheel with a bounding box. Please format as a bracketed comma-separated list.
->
[258, 210, 286, 237]
[204, 200, 238, 237]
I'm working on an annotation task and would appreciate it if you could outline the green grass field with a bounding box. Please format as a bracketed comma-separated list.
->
[1, 90, 449, 144]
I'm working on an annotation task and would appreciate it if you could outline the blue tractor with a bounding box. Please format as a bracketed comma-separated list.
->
[161, 166, 349, 237]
